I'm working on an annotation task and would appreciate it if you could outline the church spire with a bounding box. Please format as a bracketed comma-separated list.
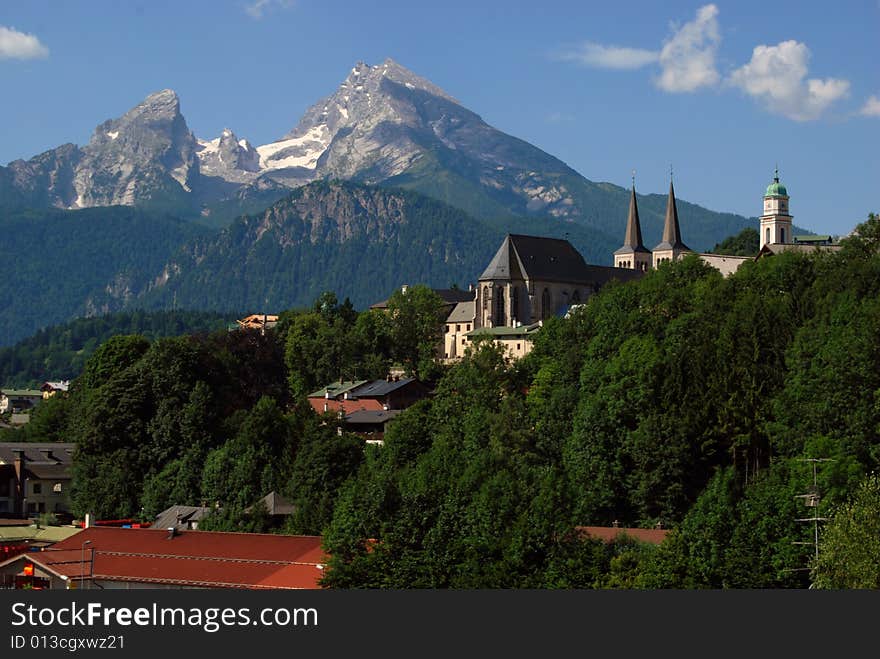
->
[623, 183, 646, 249]
[660, 179, 688, 249]
[652, 177, 691, 268]
[614, 173, 651, 271]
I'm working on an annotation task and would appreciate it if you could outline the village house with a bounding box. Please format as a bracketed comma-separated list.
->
[40, 381, 70, 399]
[0, 389, 43, 414]
[307, 376, 431, 415]
[0, 443, 75, 519]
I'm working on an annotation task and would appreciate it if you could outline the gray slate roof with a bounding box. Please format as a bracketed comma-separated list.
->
[480, 234, 596, 284]
[351, 378, 418, 398]
[0, 442, 75, 466]
[153, 505, 213, 531]
[247, 491, 296, 516]
[446, 301, 475, 324]
[345, 409, 403, 424]
[370, 288, 473, 309]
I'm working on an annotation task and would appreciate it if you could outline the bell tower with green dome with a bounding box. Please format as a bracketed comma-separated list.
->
[759, 167, 793, 249]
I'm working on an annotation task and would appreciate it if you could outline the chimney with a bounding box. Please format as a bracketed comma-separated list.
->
[84, 513, 92, 529]
[12, 449, 25, 482]
[13, 450, 26, 517]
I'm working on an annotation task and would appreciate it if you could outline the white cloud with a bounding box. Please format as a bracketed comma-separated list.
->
[556, 42, 658, 70]
[655, 4, 721, 93]
[728, 40, 850, 121]
[859, 95, 880, 117]
[0, 25, 49, 60]
[244, 0, 294, 19]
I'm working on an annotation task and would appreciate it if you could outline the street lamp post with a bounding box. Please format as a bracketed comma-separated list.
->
[81, 540, 92, 590]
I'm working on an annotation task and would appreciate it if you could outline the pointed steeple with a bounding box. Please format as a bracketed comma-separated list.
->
[655, 180, 689, 251]
[614, 184, 650, 256]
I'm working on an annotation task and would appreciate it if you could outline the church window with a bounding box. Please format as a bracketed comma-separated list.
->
[541, 288, 551, 320]
[511, 286, 519, 322]
[495, 287, 505, 326]
[766, 227, 771, 245]
[572, 290, 581, 303]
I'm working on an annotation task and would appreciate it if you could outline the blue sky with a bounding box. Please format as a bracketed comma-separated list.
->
[1, 0, 877, 235]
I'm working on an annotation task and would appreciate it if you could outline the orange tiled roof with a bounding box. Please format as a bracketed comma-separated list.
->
[575, 525, 669, 545]
[40, 527, 326, 589]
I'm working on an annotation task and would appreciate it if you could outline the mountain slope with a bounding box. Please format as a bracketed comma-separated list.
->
[136, 181, 505, 313]
[0, 207, 206, 346]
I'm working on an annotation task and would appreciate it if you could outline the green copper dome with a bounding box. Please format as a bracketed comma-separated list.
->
[765, 181, 787, 196]
[765, 168, 787, 196]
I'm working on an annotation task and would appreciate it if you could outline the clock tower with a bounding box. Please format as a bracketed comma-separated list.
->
[759, 168, 792, 249]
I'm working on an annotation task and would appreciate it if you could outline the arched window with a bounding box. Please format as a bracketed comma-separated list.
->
[780, 227, 786, 244]
[572, 290, 581, 303]
[766, 227, 771, 245]
[511, 286, 519, 322]
[495, 286, 505, 326]
[541, 288, 551, 320]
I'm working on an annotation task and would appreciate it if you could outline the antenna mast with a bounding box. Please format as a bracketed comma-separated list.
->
[791, 457, 834, 585]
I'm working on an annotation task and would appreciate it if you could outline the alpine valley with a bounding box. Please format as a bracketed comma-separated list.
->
[0, 58, 757, 346]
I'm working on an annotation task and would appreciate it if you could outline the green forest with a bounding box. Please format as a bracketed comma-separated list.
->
[7, 213, 880, 589]
[0, 310, 232, 388]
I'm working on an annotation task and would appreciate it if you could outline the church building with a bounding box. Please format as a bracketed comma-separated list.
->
[475, 234, 642, 328]
[613, 169, 822, 276]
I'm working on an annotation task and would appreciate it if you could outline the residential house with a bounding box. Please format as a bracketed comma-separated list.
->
[369, 286, 473, 315]
[0, 526, 327, 590]
[152, 505, 214, 532]
[0, 520, 81, 567]
[341, 409, 402, 445]
[0, 389, 42, 414]
[40, 381, 70, 399]
[246, 491, 297, 527]
[443, 300, 475, 361]
[308, 377, 431, 416]
[0, 443, 75, 519]
[234, 313, 279, 335]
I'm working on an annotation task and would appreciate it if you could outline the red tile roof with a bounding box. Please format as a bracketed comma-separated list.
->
[307, 398, 384, 415]
[575, 526, 669, 545]
[40, 527, 326, 589]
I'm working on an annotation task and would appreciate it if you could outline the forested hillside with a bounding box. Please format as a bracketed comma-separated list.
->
[12, 213, 879, 589]
[0, 207, 206, 346]
[0, 310, 232, 388]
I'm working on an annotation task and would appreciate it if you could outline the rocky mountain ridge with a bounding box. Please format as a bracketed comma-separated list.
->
[0, 58, 756, 248]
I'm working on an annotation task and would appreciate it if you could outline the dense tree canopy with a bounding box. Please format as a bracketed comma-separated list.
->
[6, 212, 879, 588]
